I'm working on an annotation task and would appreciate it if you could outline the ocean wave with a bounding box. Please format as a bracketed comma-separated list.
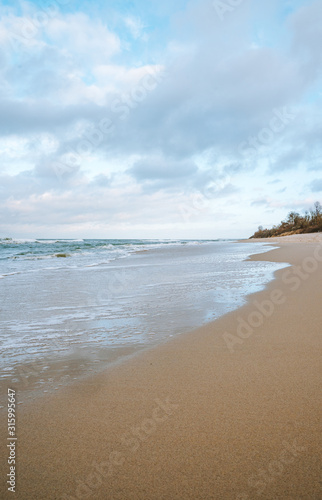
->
[35, 239, 85, 244]
[12, 253, 71, 260]
[0, 238, 38, 244]
[0, 239, 218, 265]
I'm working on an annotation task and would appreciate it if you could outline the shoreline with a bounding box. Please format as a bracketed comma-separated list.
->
[1, 235, 321, 498]
[0, 239, 282, 406]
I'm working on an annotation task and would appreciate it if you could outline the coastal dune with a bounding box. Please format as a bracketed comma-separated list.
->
[1, 236, 321, 499]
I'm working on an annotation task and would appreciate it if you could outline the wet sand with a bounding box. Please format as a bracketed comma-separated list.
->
[0, 235, 321, 499]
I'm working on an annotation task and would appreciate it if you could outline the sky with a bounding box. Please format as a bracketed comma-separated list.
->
[0, 0, 321, 239]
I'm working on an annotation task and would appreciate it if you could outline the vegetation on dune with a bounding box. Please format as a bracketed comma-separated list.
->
[250, 201, 322, 238]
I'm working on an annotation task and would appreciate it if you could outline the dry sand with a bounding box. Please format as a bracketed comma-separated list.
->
[1, 235, 321, 499]
[249, 233, 322, 244]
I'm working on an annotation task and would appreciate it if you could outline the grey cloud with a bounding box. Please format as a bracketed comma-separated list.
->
[0, 98, 102, 136]
[290, 0, 322, 81]
[251, 198, 269, 206]
[0, 167, 79, 199]
[309, 179, 322, 192]
[210, 183, 239, 198]
[127, 156, 239, 199]
[222, 162, 243, 176]
[308, 163, 322, 172]
[129, 157, 198, 181]
[90, 174, 112, 187]
[269, 147, 304, 172]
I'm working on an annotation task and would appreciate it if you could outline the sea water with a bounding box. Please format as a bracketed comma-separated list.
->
[0, 238, 287, 399]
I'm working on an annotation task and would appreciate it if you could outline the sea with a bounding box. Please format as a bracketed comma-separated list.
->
[0, 238, 287, 402]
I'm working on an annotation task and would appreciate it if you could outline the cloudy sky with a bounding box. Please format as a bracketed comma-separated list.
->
[0, 0, 321, 239]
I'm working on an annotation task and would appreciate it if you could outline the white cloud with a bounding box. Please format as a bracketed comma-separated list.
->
[124, 16, 147, 40]
[46, 13, 121, 62]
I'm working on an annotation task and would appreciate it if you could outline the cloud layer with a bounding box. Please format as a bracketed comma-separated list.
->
[0, 0, 321, 238]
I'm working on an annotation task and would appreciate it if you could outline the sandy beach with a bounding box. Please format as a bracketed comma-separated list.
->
[1, 235, 321, 499]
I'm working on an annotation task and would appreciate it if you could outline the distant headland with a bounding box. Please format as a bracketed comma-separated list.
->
[250, 201, 322, 238]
